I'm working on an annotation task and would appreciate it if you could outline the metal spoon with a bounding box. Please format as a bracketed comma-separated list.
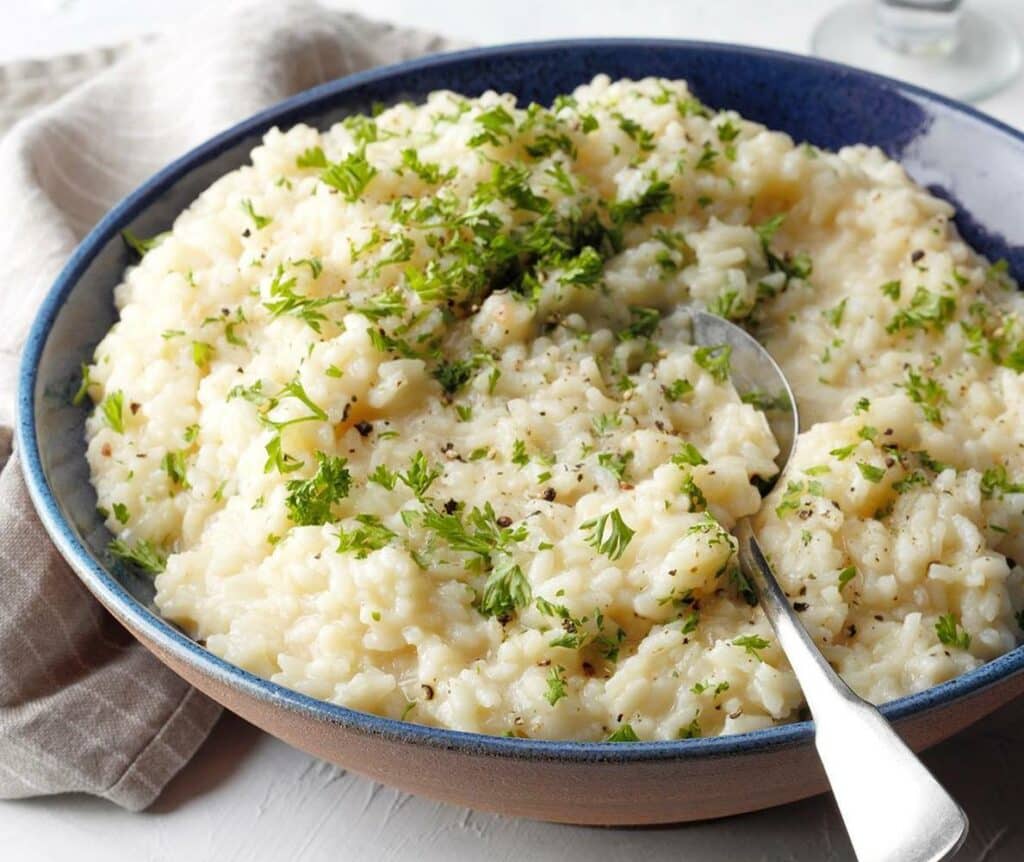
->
[692, 310, 968, 862]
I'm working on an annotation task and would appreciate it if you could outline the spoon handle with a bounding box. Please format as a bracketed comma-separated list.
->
[735, 519, 968, 862]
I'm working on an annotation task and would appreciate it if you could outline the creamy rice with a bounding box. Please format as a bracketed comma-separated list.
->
[82, 76, 1024, 741]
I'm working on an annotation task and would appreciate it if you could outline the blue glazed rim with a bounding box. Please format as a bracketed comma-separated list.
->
[16, 38, 1024, 763]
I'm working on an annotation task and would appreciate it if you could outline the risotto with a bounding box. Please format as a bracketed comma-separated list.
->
[81, 76, 1024, 741]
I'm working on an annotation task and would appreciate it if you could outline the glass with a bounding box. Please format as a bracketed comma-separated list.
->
[812, 0, 1021, 102]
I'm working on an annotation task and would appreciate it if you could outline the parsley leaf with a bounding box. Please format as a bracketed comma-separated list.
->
[580, 508, 635, 561]
[886, 287, 956, 334]
[433, 359, 475, 394]
[109, 538, 165, 574]
[321, 150, 378, 201]
[240, 199, 272, 229]
[161, 450, 190, 489]
[296, 146, 328, 168]
[400, 148, 450, 184]
[597, 451, 633, 481]
[902, 368, 948, 425]
[544, 665, 568, 705]
[335, 514, 396, 558]
[480, 557, 531, 619]
[980, 465, 1024, 499]
[606, 723, 640, 742]
[672, 443, 707, 467]
[367, 464, 398, 490]
[191, 340, 214, 368]
[856, 461, 886, 483]
[618, 306, 661, 341]
[664, 378, 694, 402]
[732, 634, 771, 661]
[558, 245, 604, 287]
[935, 613, 971, 650]
[609, 180, 674, 226]
[398, 451, 442, 498]
[101, 391, 125, 433]
[121, 228, 168, 258]
[693, 344, 732, 383]
[468, 104, 515, 147]
[285, 452, 352, 526]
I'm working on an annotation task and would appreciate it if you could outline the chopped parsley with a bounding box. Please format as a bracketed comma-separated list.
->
[580, 508, 635, 561]
[285, 452, 352, 525]
[240, 199, 272, 230]
[432, 358, 475, 394]
[558, 246, 604, 287]
[609, 179, 674, 226]
[695, 143, 718, 171]
[935, 613, 971, 650]
[830, 443, 857, 461]
[880, 280, 901, 301]
[693, 344, 732, 383]
[480, 557, 531, 619]
[902, 368, 948, 425]
[121, 228, 168, 258]
[615, 114, 655, 151]
[592, 412, 622, 436]
[664, 378, 694, 402]
[368, 464, 398, 490]
[856, 461, 886, 483]
[111, 502, 130, 524]
[838, 565, 857, 591]
[335, 514, 396, 558]
[100, 391, 125, 433]
[681, 474, 707, 512]
[732, 634, 771, 661]
[886, 287, 956, 334]
[980, 465, 1024, 499]
[161, 451, 190, 489]
[544, 665, 568, 705]
[400, 148, 450, 184]
[597, 451, 633, 481]
[321, 149, 378, 201]
[511, 439, 530, 468]
[606, 723, 640, 742]
[678, 718, 702, 739]
[262, 264, 341, 332]
[296, 146, 328, 169]
[672, 443, 707, 467]
[618, 306, 661, 340]
[71, 363, 94, 407]
[468, 104, 515, 147]
[191, 340, 214, 368]
[109, 538, 165, 574]
[398, 451, 442, 498]
[823, 298, 848, 328]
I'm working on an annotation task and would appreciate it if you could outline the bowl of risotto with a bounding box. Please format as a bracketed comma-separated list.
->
[17, 39, 1024, 824]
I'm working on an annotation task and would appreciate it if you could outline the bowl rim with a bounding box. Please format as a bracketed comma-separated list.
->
[16, 36, 1024, 763]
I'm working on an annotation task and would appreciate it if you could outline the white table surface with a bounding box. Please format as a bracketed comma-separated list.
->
[3, 2, 1024, 860]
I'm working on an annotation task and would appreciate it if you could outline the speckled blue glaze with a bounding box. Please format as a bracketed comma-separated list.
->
[17, 40, 1024, 764]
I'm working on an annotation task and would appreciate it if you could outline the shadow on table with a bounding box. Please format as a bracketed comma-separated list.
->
[148, 711, 263, 814]
[144, 693, 1024, 861]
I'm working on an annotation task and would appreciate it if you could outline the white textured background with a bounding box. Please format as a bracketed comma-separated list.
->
[2, 1, 1023, 860]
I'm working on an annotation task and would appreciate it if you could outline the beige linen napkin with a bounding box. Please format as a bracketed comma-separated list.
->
[0, 0, 456, 811]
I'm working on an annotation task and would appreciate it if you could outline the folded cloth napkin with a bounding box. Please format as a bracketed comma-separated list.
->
[0, 0, 457, 811]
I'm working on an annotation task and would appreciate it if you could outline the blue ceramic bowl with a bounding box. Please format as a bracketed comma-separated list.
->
[17, 40, 1024, 824]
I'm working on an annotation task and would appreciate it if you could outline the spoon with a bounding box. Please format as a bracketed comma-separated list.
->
[692, 310, 968, 862]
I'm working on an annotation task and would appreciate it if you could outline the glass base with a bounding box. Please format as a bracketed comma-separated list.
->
[811, 1, 1021, 102]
